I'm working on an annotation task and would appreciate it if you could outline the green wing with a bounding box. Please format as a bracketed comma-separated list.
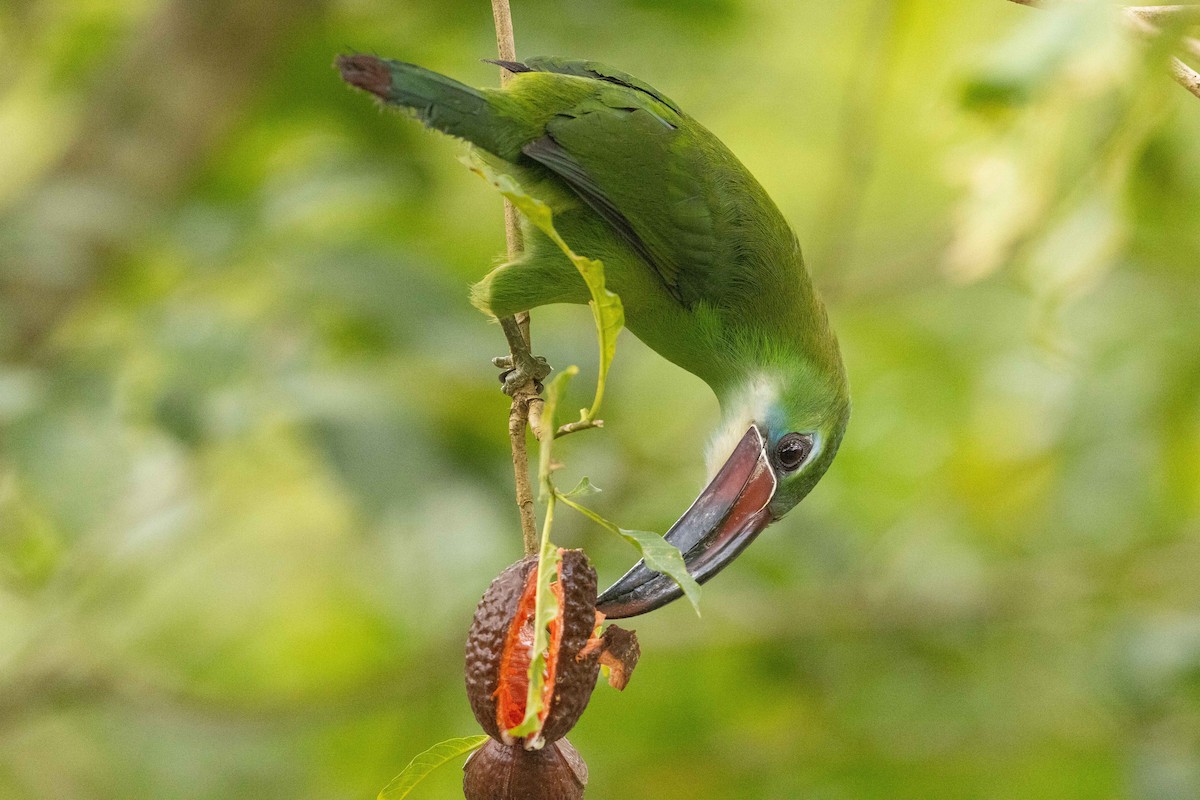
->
[348, 55, 797, 311]
[506, 59, 742, 309]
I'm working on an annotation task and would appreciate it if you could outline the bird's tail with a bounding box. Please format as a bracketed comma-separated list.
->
[337, 55, 524, 160]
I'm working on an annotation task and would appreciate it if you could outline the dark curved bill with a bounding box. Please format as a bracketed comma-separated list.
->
[595, 425, 778, 619]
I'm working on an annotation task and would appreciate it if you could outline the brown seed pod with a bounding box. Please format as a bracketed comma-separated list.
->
[464, 549, 602, 747]
[463, 737, 587, 800]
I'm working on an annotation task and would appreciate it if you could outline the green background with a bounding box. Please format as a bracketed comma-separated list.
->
[2, 0, 1198, 798]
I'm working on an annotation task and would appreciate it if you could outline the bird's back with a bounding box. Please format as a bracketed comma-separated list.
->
[340, 55, 841, 388]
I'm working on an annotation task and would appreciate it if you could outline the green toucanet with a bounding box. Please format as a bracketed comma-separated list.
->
[338, 54, 850, 618]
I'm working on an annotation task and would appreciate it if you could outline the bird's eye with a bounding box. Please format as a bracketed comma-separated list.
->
[775, 433, 814, 472]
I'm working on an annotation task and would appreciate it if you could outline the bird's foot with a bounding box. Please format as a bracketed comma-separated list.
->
[492, 353, 551, 397]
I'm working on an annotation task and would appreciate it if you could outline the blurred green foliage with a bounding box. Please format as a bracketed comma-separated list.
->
[2, 1, 1199, 798]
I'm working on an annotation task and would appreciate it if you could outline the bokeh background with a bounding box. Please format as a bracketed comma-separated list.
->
[2, 0, 1199, 798]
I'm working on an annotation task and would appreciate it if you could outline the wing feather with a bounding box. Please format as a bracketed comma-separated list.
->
[497, 57, 752, 309]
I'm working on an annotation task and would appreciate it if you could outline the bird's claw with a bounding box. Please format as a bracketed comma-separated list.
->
[493, 353, 551, 396]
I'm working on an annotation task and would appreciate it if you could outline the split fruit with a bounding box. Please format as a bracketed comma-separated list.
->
[463, 549, 640, 799]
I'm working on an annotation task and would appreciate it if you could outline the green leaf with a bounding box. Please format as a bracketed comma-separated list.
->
[468, 158, 624, 423]
[557, 495, 702, 616]
[377, 735, 490, 800]
[562, 477, 602, 498]
[507, 364, 573, 745]
[538, 367, 578, 495]
[506, 541, 563, 743]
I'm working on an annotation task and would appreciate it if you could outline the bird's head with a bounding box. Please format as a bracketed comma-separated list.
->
[720, 366, 851, 519]
[597, 359, 849, 619]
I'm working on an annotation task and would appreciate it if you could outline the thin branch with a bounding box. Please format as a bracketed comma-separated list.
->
[1126, 5, 1200, 25]
[489, 0, 543, 556]
[555, 418, 604, 438]
[1122, 5, 1200, 99]
[490, 0, 525, 276]
[1167, 54, 1200, 96]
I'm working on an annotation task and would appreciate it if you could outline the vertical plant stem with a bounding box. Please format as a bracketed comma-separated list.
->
[491, 0, 526, 279]
[490, 0, 541, 556]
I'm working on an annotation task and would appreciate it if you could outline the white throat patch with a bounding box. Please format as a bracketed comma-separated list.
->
[705, 375, 779, 480]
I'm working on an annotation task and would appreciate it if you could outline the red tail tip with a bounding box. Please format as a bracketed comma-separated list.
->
[336, 54, 390, 98]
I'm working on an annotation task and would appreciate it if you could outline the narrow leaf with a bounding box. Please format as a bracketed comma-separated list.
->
[557, 495, 702, 615]
[468, 158, 624, 422]
[507, 541, 563, 743]
[562, 477, 602, 498]
[377, 735, 490, 800]
[507, 366, 571, 745]
[538, 367, 578, 495]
